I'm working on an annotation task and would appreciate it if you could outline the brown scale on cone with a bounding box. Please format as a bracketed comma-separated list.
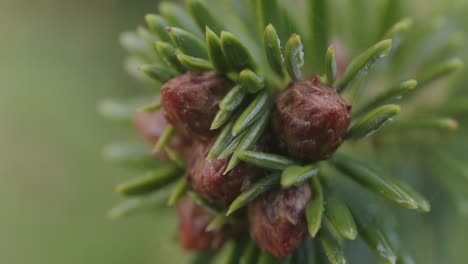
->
[248, 185, 312, 258]
[178, 197, 238, 251]
[272, 76, 351, 163]
[133, 109, 191, 161]
[161, 71, 232, 141]
[186, 139, 265, 208]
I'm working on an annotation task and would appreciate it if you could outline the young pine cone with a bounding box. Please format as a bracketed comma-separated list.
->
[161, 71, 232, 141]
[186, 139, 265, 207]
[248, 185, 312, 257]
[133, 109, 191, 161]
[272, 76, 351, 162]
[178, 197, 238, 251]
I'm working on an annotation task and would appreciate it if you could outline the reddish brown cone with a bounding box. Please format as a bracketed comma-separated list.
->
[161, 71, 232, 141]
[248, 185, 312, 257]
[186, 139, 265, 208]
[271, 76, 351, 162]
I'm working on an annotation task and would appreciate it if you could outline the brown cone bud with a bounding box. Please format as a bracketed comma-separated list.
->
[161, 71, 232, 141]
[186, 139, 265, 208]
[248, 185, 312, 258]
[272, 76, 351, 162]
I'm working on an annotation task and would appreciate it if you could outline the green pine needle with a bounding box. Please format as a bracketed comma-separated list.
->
[347, 104, 400, 140]
[221, 31, 258, 72]
[319, 227, 348, 264]
[232, 91, 270, 136]
[155, 41, 186, 73]
[145, 14, 172, 43]
[284, 34, 304, 81]
[206, 27, 229, 72]
[138, 100, 162, 113]
[208, 118, 236, 158]
[239, 69, 265, 93]
[167, 177, 189, 206]
[356, 218, 397, 264]
[353, 80, 416, 117]
[114, 166, 182, 196]
[102, 142, 157, 169]
[176, 53, 214, 71]
[417, 57, 463, 88]
[264, 24, 285, 77]
[187, 0, 224, 34]
[281, 164, 320, 188]
[108, 190, 170, 220]
[306, 176, 324, 237]
[324, 193, 358, 240]
[227, 174, 280, 216]
[225, 110, 270, 174]
[337, 39, 393, 92]
[307, 0, 330, 71]
[389, 117, 459, 132]
[237, 150, 298, 171]
[139, 64, 176, 83]
[219, 84, 247, 112]
[153, 125, 175, 153]
[169, 27, 208, 59]
[159, 2, 202, 37]
[331, 153, 431, 212]
[188, 191, 220, 215]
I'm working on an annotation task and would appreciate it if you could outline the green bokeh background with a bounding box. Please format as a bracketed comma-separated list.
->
[0, 0, 466, 263]
[0, 0, 186, 263]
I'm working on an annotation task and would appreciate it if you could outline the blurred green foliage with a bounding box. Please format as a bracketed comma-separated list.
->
[0, 0, 186, 263]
